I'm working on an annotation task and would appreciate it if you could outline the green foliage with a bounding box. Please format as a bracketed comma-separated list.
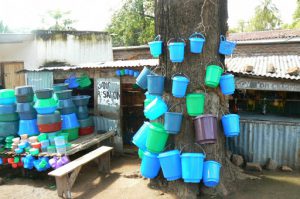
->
[0, 21, 9, 33]
[291, 0, 300, 28]
[248, 0, 282, 31]
[107, 0, 155, 47]
[229, 20, 250, 33]
[42, 10, 76, 31]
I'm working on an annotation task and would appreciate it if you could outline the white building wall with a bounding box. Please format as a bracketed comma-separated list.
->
[0, 32, 113, 70]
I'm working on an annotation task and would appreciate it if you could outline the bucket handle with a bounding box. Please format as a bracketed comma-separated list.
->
[220, 35, 226, 41]
[167, 38, 186, 46]
[154, 35, 162, 41]
[152, 66, 166, 76]
[205, 60, 225, 71]
[220, 109, 230, 116]
[179, 142, 206, 156]
[171, 72, 190, 81]
[168, 102, 184, 113]
[189, 32, 205, 40]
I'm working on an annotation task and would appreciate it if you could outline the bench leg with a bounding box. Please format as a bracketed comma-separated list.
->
[97, 152, 111, 173]
[55, 166, 82, 199]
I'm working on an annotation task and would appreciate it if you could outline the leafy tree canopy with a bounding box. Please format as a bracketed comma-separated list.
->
[291, 0, 300, 28]
[42, 10, 76, 31]
[107, 0, 155, 47]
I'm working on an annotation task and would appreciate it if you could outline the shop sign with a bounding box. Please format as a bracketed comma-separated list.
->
[236, 77, 300, 92]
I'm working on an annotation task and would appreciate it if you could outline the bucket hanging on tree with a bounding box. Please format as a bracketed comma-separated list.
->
[140, 151, 160, 179]
[220, 73, 235, 95]
[136, 66, 155, 90]
[167, 38, 185, 63]
[193, 114, 217, 144]
[186, 92, 205, 116]
[172, 73, 190, 98]
[221, 113, 240, 137]
[146, 122, 168, 153]
[189, 32, 206, 54]
[148, 35, 163, 58]
[218, 35, 236, 55]
[205, 61, 224, 88]
[164, 103, 183, 135]
[158, 149, 182, 181]
[147, 67, 165, 96]
[203, 160, 222, 187]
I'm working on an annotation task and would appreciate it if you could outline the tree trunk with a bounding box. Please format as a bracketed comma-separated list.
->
[153, 0, 237, 198]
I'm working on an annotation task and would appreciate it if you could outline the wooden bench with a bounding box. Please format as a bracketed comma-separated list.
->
[48, 146, 113, 199]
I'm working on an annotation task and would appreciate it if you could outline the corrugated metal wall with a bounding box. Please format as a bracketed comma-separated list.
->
[26, 71, 53, 90]
[227, 119, 300, 168]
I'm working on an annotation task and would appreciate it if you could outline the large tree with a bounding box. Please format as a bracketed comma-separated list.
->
[291, 0, 300, 28]
[248, 0, 282, 31]
[154, 0, 237, 198]
[107, 0, 154, 46]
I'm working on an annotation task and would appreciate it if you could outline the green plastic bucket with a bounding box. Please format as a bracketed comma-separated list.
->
[186, 93, 205, 116]
[62, 128, 79, 141]
[146, 122, 168, 153]
[138, 148, 144, 159]
[205, 65, 224, 88]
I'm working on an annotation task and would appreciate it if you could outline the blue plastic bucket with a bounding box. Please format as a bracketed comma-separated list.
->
[220, 74, 235, 95]
[168, 39, 185, 63]
[189, 32, 206, 54]
[116, 70, 121, 76]
[149, 35, 163, 58]
[144, 98, 167, 120]
[35, 106, 57, 115]
[219, 35, 236, 55]
[158, 150, 182, 181]
[164, 112, 183, 134]
[147, 75, 165, 96]
[203, 161, 221, 187]
[136, 67, 154, 89]
[65, 75, 79, 89]
[181, 153, 205, 183]
[128, 70, 134, 76]
[125, 69, 129, 75]
[141, 151, 160, 179]
[172, 74, 189, 98]
[18, 119, 39, 136]
[221, 114, 240, 137]
[133, 71, 140, 77]
[132, 122, 151, 151]
[61, 113, 79, 130]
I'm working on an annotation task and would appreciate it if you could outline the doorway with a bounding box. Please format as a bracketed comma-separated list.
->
[0, 62, 25, 89]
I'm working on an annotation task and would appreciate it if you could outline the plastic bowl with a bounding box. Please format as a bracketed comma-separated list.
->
[0, 113, 19, 122]
[35, 106, 57, 115]
[78, 116, 94, 128]
[37, 111, 61, 125]
[55, 90, 73, 100]
[72, 95, 91, 106]
[79, 126, 94, 136]
[0, 89, 15, 98]
[0, 97, 16, 105]
[35, 89, 53, 99]
[16, 94, 34, 103]
[38, 121, 62, 133]
[0, 104, 16, 114]
[62, 128, 79, 141]
[34, 98, 57, 108]
[0, 121, 19, 137]
[15, 86, 34, 96]
[53, 83, 69, 92]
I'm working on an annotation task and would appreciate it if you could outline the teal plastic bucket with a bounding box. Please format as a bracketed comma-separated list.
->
[172, 74, 189, 98]
[148, 35, 163, 58]
[189, 32, 205, 54]
[144, 98, 167, 120]
[132, 122, 151, 151]
[168, 39, 185, 63]
[219, 35, 236, 55]
[220, 74, 235, 95]
[221, 114, 240, 137]
[158, 150, 182, 181]
[136, 66, 154, 90]
[181, 153, 205, 183]
[140, 151, 160, 179]
[203, 160, 221, 187]
[147, 75, 165, 96]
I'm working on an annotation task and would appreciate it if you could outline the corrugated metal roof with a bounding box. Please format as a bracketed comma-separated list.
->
[226, 55, 300, 80]
[228, 29, 300, 41]
[25, 59, 159, 72]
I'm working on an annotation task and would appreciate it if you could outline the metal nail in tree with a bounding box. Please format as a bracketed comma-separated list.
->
[155, 0, 237, 198]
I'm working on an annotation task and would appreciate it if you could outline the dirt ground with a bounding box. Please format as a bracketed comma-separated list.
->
[0, 155, 300, 199]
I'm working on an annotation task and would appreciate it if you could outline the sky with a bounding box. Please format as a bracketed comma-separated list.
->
[0, 0, 297, 32]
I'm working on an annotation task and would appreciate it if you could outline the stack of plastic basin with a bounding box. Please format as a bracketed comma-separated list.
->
[0, 89, 19, 137]
[53, 83, 69, 103]
[35, 89, 62, 135]
[72, 95, 94, 136]
[15, 86, 39, 136]
[56, 90, 79, 141]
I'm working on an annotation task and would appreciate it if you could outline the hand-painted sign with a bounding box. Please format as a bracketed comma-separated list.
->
[96, 77, 120, 113]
